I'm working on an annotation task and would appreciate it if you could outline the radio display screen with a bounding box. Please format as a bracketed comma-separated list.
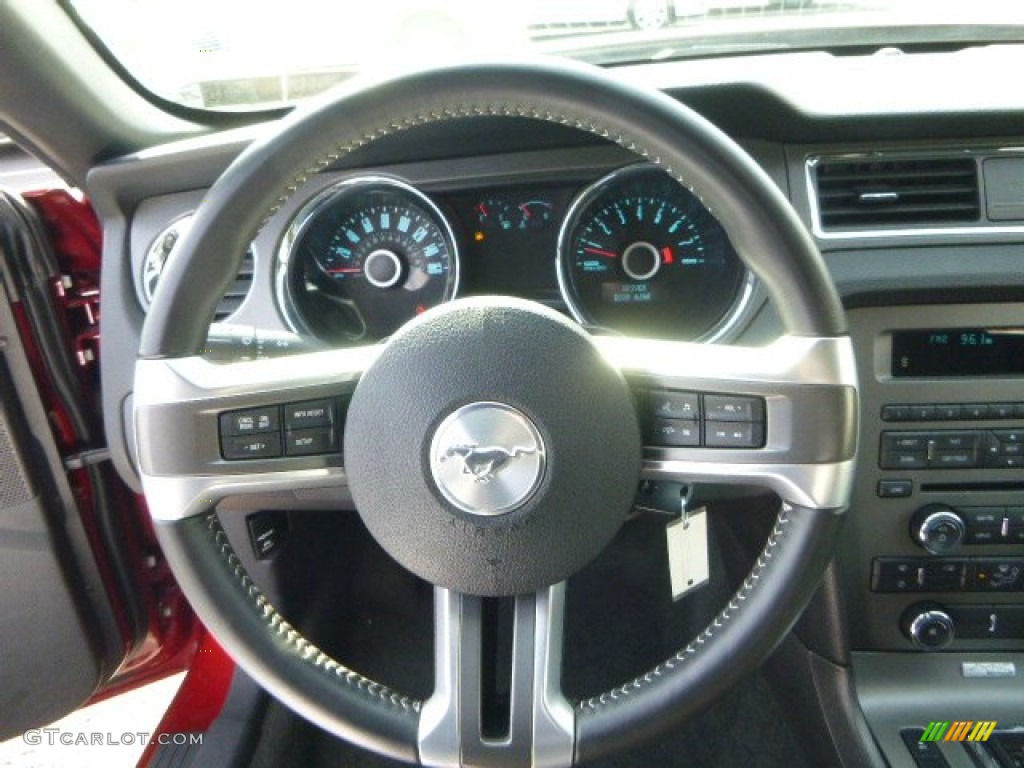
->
[892, 328, 1024, 377]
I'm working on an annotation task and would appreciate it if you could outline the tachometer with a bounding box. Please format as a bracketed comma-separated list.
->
[276, 177, 458, 342]
[557, 165, 752, 341]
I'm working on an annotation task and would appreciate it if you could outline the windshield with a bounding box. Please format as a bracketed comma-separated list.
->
[69, 0, 1024, 111]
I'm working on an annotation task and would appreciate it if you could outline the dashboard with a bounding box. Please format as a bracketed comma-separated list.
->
[135, 161, 756, 347]
[77, 45, 1024, 768]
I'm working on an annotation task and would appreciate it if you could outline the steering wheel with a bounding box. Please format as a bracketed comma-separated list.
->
[134, 59, 857, 766]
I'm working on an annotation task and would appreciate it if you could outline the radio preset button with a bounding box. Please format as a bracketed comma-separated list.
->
[907, 405, 936, 421]
[934, 404, 961, 420]
[990, 403, 1016, 419]
[881, 404, 910, 422]
[961, 403, 990, 420]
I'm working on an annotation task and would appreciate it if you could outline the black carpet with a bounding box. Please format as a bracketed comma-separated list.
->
[243, 510, 809, 768]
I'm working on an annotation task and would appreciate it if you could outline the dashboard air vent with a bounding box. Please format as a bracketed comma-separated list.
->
[141, 216, 254, 321]
[214, 249, 255, 321]
[814, 157, 980, 230]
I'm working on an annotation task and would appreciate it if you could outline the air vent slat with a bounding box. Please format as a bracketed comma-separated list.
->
[815, 157, 980, 231]
[213, 251, 255, 321]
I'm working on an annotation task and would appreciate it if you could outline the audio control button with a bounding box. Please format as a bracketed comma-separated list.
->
[912, 505, 966, 554]
[882, 432, 929, 452]
[961, 403, 990, 420]
[907, 405, 936, 421]
[881, 451, 928, 470]
[961, 507, 1005, 526]
[877, 479, 913, 498]
[990, 403, 1016, 419]
[930, 450, 978, 469]
[932, 432, 979, 451]
[964, 527, 1003, 545]
[881, 404, 910, 421]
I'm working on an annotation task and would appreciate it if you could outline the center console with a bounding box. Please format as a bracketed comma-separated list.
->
[844, 303, 1024, 768]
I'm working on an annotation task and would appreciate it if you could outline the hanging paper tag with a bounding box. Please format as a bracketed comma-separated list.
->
[666, 506, 710, 600]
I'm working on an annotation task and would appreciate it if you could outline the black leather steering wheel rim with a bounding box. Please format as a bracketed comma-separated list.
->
[139, 58, 853, 765]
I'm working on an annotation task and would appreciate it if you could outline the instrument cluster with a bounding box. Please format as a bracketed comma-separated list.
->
[272, 164, 755, 344]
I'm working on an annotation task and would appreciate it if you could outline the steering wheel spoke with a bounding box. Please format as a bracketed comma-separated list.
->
[597, 334, 858, 511]
[134, 345, 379, 521]
[420, 585, 574, 768]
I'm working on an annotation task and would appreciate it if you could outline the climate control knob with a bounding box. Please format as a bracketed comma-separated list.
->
[911, 504, 965, 555]
[901, 603, 956, 650]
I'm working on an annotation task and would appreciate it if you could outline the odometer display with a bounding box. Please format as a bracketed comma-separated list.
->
[279, 177, 458, 342]
[558, 165, 748, 340]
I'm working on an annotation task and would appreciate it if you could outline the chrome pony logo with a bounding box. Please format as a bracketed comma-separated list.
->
[428, 402, 546, 516]
[439, 443, 537, 484]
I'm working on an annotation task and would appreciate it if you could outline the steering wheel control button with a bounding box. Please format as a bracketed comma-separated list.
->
[219, 406, 280, 436]
[703, 394, 764, 423]
[283, 399, 335, 430]
[647, 390, 765, 448]
[429, 402, 546, 517]
[651, 418, 700, 447]
[704, 421, 764, 449]
[650, 391, 700, 421]
[345, 298, 641, 596]
[285, 427, 338, 457]
[221, 432, 283, 460]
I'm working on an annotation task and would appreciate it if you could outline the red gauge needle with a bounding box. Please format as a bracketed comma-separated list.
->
[584, 247, 617, 258]
[327, 267, 362, 274]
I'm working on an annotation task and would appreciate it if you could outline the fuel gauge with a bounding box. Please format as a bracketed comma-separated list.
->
[518, 200, 553, 231]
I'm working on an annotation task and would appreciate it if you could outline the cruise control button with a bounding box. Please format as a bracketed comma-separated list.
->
[220, 406, 280, 436]
[651, 419, 700, 447]
[284, 399, 335, 430]
[222, 432, 283, 460]
[285, 427, 338, 456]
[703, 395, 764, 422]
[704, 420, 764, 448]
[649, 391, 700, 421]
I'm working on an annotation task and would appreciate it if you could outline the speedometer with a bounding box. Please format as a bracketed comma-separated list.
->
[557, 165, 752, 341]
[276, 177, 458, 342]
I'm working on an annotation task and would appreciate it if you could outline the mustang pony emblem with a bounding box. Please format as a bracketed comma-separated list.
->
[440, 444, 536, 484]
